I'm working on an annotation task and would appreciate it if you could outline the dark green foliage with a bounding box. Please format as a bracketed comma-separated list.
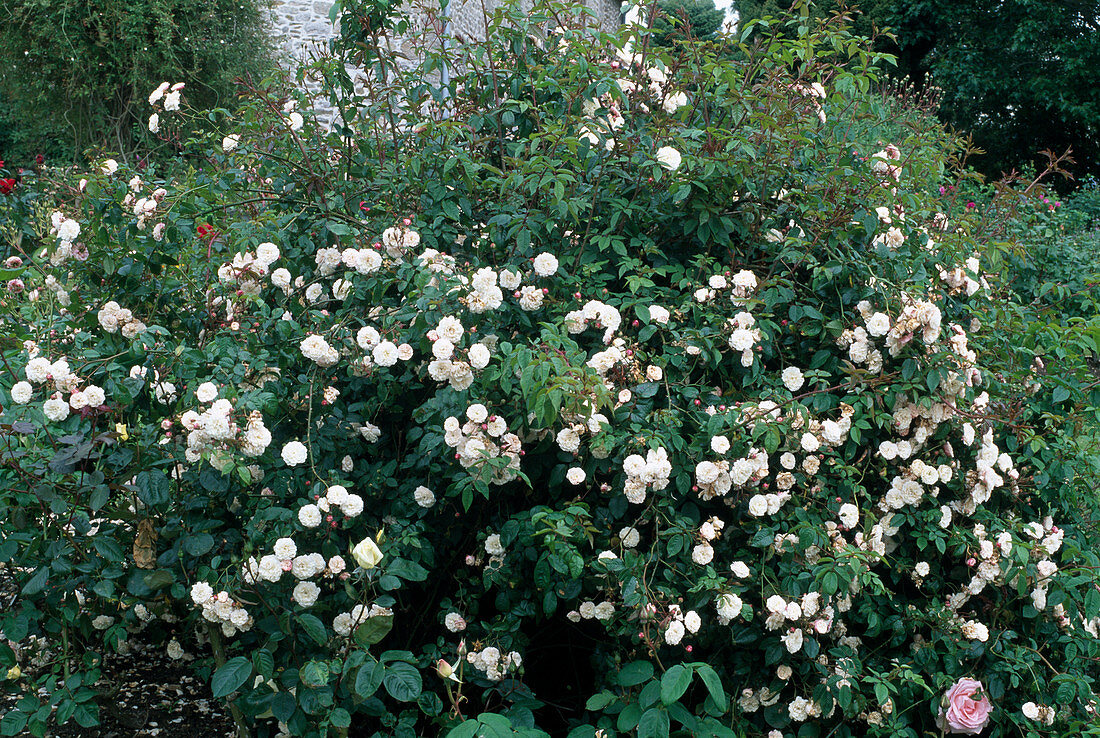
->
[653, 0, 726, 44]
[0, 0, 274, 167]
[735, 0, 1100, 186]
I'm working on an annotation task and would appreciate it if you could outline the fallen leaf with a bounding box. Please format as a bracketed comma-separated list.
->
[134, 519, 158, 569]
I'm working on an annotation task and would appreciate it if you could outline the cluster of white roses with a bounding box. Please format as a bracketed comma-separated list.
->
[584, 339, 632, 380]
[695, 269, 759, 307]
[443, 405, 523, 485]
[297, 484, 365, 528]
[147, 81, 185, 134]
[763, 592, 833, 655]
[554, 407, 611, 458]
[837, 301, 891, 373]
[879, 459, 953, 511]
[425, 315, 490, 390]
[300, 334, 342, 367]
[620, 446, 672, 504]
[97, 300, 148, 339]
[179, 392, 271, 469]
[937, 255, 984, 297]
[696, 443, 769, 502]
[565, 299, 622, 345]
[17, 352, 107, 422]
[574, 46, 690, 151]
[352, 326, 415, 376]
[662, 604, 702, 646]
[869, 143, 902, 187]
[17, 271, 72, 306]
[1018, 519, 1066, 618]
[190, 582, 254, 637]
[217, 242, 281, 296]
[871, 203, 906, 251]
[121, 179, 168, 235]
[614, 46, 689, 117]
[790, 81, 828, 123]
[737, 685, 783, 715]
[565, 599, 616, 623]
[885, 295, 943, 355]
[788, 695, 824, 722]
[282, 99, 304, 132]
[1021, 701, 1057, 725]
[466, 646, 522, 682]
[462, 266, 505, 314]
[236, 537, 346, 612]
[339, 244, 384, 276]
[726, 311, 764, 368]
[381, 225, 421, 258]
[46, 210, 83, 266]
[690, 516, 726, 565]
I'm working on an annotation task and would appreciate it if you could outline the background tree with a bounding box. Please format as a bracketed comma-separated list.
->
[0, 0, 274, 167]
[653, 0, 726, 44]
[734, 0, 1100, 186]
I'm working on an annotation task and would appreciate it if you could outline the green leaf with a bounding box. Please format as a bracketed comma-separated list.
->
[271, 691, 296, 722]
[253, 650, 274, 679]
[638, 707, 670, 738]
[618, 660, 654, 687]
[0, 709, 28, 736]
[585, 690, 615, 711]
[211, 656, 252, 698]
[300, 660, 330, 688]
[21, 568, 48, 596]
[135, 471, 170, 507]
[660, 664, 692, 705]
[693, 664, 728, 712]
[446, 722, 480, 738]
[925, 370, 941, 392]
[354, 615, 393, 646]
[387, 558, 429, 581]
[297, 614, 327, 646]
[92, 537, 123, 562]
[184, 533, 214, 556]
[355, 661, 384, 699]
[1052, 386, 1071, 403]
[383, 662, 423, 702]
[330, 707, 351, 728]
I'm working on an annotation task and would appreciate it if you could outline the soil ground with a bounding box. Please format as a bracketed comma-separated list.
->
[3, 639, 237, 738]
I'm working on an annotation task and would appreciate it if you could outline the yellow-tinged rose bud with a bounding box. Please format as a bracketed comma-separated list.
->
[350, 536, 383, 569]
[435, 659, 459, 682]
[115, 423, 129, 441]
[6, 665, 20, 680]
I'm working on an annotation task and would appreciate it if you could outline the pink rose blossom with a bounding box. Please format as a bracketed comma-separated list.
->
[937, 678, 992, 734]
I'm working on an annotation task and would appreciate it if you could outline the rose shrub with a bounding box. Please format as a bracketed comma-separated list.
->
[3, 2, 1100, 737]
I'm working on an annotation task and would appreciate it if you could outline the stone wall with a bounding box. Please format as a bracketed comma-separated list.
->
[271, 0, 338, 64]
[270, 0, 623, 123]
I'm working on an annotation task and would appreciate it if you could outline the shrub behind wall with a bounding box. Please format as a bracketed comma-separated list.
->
[0, 0, 274, 167]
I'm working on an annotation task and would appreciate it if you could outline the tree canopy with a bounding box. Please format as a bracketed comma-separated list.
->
[654, 0, 727, 43]
[735, 0, 1100, 185]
